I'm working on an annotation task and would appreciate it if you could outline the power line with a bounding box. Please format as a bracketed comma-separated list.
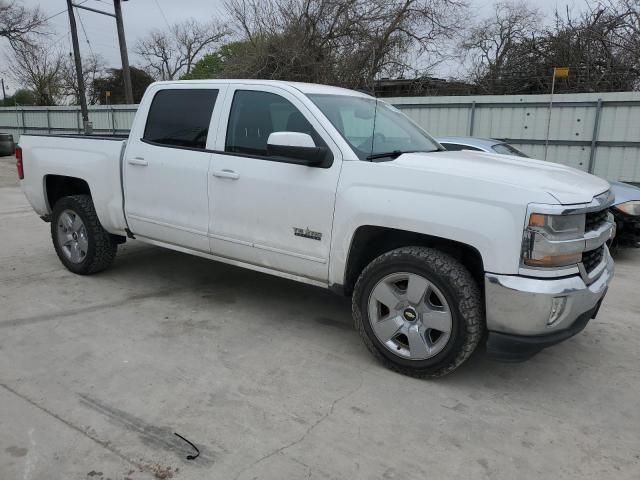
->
[50, 28, 73, 48]
[40, 0, 90, 25]
[153, 0, 172, 30]
[76, 9, 96, 58]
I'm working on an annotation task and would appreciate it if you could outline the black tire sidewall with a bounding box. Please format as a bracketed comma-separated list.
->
[51, 196, 98, 274]
[356, 253, 470, 372]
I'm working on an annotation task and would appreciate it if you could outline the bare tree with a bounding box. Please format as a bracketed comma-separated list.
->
[223, 0, 467, 88]
[459, 1, 640, 94]
[135, 18, 229, 80]
[7, 41, 64, 105]
[0, 0, 46, 49]
[613, 0, 640, 87]
[460, 1, 541, 93]
[553, 3, 640, 91]
[585, 0, 640, 66]
[60, 53, 106, 105]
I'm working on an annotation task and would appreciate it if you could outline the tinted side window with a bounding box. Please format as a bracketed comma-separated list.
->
[143, 89, 218, 149]
[441, 143, 482, 152]
[225, 90, 322, 157]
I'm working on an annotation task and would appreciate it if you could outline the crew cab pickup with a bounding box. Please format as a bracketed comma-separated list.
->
[17, 80, 615, 377]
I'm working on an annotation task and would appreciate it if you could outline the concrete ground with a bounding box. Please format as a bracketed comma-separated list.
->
[1, 154, 639, 480]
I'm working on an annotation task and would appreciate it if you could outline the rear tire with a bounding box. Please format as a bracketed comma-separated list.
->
[352, 246, 484, 378]
[51, 195, 117, 275]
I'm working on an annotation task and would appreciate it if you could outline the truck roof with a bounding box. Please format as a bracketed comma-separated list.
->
[150, 79, 372, 97]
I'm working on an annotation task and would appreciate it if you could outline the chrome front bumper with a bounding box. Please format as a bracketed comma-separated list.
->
[485, 248, 614, 337]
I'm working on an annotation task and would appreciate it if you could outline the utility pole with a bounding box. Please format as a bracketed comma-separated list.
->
[72, 1, 134, 105]
[66, 0, 91, 134]
[1, 79, 6, 106]
[114, 0, 134, 104]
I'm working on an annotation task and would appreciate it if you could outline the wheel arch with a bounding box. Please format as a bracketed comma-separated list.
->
[45, 174, 91, 212]
[341, 225, 485, 297]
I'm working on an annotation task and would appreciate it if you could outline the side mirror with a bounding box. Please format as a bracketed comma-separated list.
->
[267, 132, 328, 166]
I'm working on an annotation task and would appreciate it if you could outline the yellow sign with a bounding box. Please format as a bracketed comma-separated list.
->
[105, 91, 111, 97]
[554, 67, 570, 78]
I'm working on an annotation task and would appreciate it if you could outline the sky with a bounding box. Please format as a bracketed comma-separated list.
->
[1, 0, 588, 93]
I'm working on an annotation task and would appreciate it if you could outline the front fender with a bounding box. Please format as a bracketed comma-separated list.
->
[328, 162, 552, 287]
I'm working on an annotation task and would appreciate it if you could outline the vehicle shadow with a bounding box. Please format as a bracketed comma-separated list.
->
[105, 241, 623, 388]
[111, 241, 355, 335]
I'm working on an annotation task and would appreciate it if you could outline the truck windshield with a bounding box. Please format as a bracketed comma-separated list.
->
[307, 94, 441, 161]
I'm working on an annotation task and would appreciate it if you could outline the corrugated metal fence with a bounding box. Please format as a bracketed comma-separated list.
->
[1, 91, 639, 181]
[389, 91, 640, 182]
[0, 105, 136, 140]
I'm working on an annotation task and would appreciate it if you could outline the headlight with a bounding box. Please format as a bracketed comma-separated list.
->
[614, 201, 640, 216]
[522, 213, 585, 268]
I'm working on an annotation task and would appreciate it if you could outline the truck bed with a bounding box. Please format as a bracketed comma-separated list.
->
[18, 134, 129, 235]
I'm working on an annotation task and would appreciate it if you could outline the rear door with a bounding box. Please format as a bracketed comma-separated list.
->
[208, 85, 342, 281]
[124, 86, 226, 252]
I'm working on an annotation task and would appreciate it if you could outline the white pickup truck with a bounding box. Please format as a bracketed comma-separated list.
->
[17, 80, 615, 377]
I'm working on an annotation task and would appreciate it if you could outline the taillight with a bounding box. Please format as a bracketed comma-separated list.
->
[16, 146, 24, 180]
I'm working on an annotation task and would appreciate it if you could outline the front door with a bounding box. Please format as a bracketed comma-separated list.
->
[124, 87, 222, 252]
[208, 86, 342, 282]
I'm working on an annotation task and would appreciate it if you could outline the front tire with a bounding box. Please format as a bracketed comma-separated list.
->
[353, 247, 484, 378]
[51, 195, 117, 275]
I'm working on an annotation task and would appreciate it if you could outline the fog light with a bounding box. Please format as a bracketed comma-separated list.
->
[548, 296, 567, 326]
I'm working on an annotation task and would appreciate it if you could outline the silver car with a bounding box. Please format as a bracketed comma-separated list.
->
[437, 136, 529, 157]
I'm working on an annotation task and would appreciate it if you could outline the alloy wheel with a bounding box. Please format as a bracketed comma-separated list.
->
[367, 272, 453, 360]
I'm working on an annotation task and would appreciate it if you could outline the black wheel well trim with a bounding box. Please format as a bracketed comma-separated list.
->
[44, 174, 92, 212]
[342, 225, 486, 296]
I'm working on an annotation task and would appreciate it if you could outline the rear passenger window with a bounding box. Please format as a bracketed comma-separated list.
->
[143, 89, 218, 149]
[225, 90, 322, 157]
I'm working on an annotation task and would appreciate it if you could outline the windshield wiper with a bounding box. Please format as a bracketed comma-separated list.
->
[366, 149, 441, 161]
[366, 150, 409, 160]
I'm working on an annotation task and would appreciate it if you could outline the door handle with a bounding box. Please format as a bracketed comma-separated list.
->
[128, 157, 148, 166]
[212, 169, 240, 180]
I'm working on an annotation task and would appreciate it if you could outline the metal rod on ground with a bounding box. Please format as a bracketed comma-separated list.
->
[114, 0, 134, 104]
[66, 0, 91, 135]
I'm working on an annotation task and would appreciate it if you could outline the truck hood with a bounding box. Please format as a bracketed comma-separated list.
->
[391, 151, 610, 205]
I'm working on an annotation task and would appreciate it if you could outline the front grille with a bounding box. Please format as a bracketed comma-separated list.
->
[586, 209, 608, 232]
[582, 245, 604, 273]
